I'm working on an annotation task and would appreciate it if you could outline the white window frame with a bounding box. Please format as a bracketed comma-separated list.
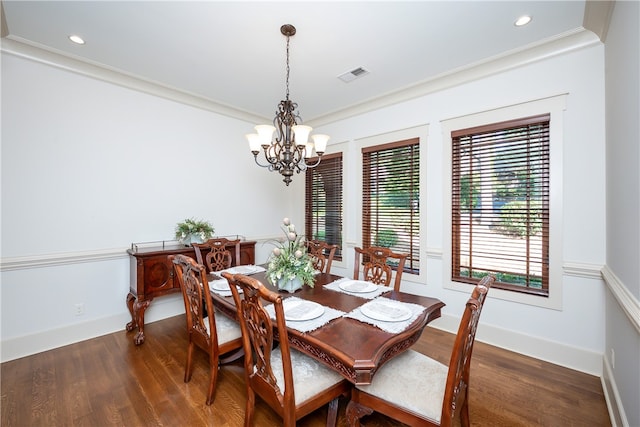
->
[354, 125, 429, 284]
[442, 95, 566, 310]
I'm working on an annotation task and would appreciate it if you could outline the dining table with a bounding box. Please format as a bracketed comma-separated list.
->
[208, 266, 445, 385]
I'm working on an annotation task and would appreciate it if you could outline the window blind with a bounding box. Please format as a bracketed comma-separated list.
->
[451, 114, 550, 296]
[363, 138, 420, 273]
[305, 153, 343, 260]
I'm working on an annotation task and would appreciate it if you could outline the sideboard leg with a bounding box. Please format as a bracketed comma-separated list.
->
[133, 299, 151, 345]
[125, 292, 136, 332]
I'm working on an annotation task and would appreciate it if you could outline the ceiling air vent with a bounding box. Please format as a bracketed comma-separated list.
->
[338, 66, 370, 83]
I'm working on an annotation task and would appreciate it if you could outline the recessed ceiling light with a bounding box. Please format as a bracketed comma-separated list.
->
[68, 35, 85, 45]
[514, 15, 532, 27]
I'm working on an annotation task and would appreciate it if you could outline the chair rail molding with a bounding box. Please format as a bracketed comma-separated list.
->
[601, 265, 640, 334]
[563, 261, 606, 279]
[0, 248, 129, 271]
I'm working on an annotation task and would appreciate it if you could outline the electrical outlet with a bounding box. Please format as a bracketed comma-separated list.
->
[74, 303, 85, 316]
[610, 348, 615, 370]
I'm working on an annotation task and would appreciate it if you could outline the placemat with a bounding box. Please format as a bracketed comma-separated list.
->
[345, 297, 426, 333]
[324, 277, 392, 299]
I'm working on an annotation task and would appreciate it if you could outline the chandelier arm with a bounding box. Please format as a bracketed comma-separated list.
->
[253, 153, 277, 169]
[303, 155, 323, 169]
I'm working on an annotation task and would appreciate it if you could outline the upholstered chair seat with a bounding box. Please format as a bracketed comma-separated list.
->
[270, 346, 346, 405]
[204, 313, 242, 344]
[355, 350, 447, 423]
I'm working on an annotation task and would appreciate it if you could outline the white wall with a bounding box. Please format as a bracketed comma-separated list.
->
[0, 51, 296, 361]
[603, 1, 640, 426]
[313, 40, 607, 376]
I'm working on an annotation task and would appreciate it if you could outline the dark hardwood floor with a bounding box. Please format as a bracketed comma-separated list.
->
[1, 314, 611, 426]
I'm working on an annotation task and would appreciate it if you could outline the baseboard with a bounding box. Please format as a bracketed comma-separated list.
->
[602, 354, 628, 427]
[428, 313, 603, 376]
[1, 295, 185, 363]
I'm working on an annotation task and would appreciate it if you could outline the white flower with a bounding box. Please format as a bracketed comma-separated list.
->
[288, 232, 297, 241]
[283, 217, 290, 226]
[273, 247, 281, 256]
[294, 250, 303, 258]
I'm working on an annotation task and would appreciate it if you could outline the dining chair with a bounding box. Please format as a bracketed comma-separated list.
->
[192, 237, 241, 272]
[353, 246, 408, 291]
[306, 239, 338, 274]
[222, 272, 351, 427]
[169, 254, 243, 405]
[345, 274, 495, 427]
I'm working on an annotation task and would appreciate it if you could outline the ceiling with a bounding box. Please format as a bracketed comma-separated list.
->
[2, 1, 604, 127]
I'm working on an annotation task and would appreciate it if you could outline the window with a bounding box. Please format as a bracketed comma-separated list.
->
[451, 114, 550, 296]
[305, 153, 343, 260]
[362, 138, 420, 273]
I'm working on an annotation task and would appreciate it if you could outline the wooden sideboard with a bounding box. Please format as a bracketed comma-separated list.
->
[125, 240, 256, 345]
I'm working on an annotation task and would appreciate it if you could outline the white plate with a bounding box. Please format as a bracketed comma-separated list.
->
[283, 300, 325, 321]
[339, 280, 378, 293]
[224, 265, 259, 275]
[210, 279, 230, 291]
[209, 279, 242, 293]
[360, 301, 412, 322]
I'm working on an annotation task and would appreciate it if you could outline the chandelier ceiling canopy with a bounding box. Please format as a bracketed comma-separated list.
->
[246, 24, 328, 186]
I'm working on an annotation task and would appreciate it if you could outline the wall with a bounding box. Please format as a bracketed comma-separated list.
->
[0, 23, 616, 382]
[1, 51, 295, 361]
[310, 38, 607, 377]
[603, 1, 640, 426]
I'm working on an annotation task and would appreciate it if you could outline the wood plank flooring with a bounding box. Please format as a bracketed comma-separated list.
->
[1, 314, 611, 426]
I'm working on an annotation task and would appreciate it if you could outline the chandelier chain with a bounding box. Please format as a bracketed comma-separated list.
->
[285, 34, 290, 101]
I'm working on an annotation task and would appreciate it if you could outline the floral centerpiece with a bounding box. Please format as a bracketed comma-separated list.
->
[266, 218, 315, 292]
[174, 218, 214, 246]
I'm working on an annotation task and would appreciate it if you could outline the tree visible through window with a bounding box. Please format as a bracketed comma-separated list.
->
[451, 115, 550, 296]
[363, 138, 420, 273]
[305, 153, 343, 260]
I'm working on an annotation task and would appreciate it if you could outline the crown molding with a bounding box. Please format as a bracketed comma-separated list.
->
[583, 0, 615, 42]
[308, 29, 601, 127]
[0, 37, 267, 125]
[3, 27, 601, 129]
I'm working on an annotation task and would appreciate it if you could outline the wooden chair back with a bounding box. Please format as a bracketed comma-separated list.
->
[223, 273, 349, 426]
[224, 273, 292, 423]
[192, 238, 241, 272]
[306, 239, 338, 273]
[169, 254, 242, 405]
[346, 274, 494, 427]
[441, 274, 493, 426]
[353, 246, 408, 291]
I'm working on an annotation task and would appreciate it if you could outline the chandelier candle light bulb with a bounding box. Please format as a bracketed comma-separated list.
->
[246, 24, 329, 186]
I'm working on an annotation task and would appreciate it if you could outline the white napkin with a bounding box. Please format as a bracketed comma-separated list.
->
[345, 297, 426, 334]
[324, 277, 392, 299]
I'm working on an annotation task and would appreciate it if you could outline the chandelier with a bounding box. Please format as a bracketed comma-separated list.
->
[246, 24, 328, 186]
